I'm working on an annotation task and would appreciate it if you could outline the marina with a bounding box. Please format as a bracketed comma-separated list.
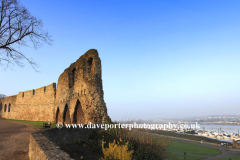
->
[153, 124, 240, 144]
[200, 124, 240, 135]
[199, 124, 240, 143]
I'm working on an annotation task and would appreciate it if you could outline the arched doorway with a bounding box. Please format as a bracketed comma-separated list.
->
[8, 103, 11, 112]
[55, 107, 60, 123]
[63, 104, 71, 124]
[72, 100, 85, 124]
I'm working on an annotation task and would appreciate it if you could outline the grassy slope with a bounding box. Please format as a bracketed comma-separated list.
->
[0, 118, 56, 128]
[167, 140, 221, 156]
[149, 130, 222, 143]
[167, 152, 206, 160]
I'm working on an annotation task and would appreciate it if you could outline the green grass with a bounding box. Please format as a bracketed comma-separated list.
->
[148, 129, 222, 143]
[167, 152, 206, 160]
[167, 140, 221, 156]
[218, 155, 240, 160]
[137, 129, 222, 159]
[0, 118, 56, 129]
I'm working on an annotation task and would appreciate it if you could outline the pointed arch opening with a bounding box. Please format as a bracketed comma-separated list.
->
[87, 57, 93, 75]
[4, 104, 7, 112]
[56, 107, 60, 123]
[69, 68, 76, 88]
[72, 99, 85, 124]
[8, 103, 11, 112]
[63, 104, 71, 124]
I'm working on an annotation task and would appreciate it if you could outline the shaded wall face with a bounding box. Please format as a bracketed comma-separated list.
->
[72, 100, 85, 124]
[63, 106, 71, 124]
[55, 107, 60, 123]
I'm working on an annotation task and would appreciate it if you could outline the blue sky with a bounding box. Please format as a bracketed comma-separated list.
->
[1, 0, 240, 121]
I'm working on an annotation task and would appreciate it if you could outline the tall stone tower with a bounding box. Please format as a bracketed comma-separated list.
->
[55, 49, 109, 124]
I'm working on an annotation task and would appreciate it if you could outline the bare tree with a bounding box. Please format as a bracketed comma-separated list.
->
[0, 0, 52, 70]
[0, 94, 6, 99]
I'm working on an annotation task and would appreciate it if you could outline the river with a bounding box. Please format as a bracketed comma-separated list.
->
[199, 124, 240, 134]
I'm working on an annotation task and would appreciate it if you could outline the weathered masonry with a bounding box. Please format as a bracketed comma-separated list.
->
[0, 49, 110, 124]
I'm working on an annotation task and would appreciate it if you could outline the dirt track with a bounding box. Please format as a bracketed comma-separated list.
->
[0, 119, 38, 160]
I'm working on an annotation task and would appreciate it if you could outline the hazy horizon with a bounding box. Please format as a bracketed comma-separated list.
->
[1, 0, 240, 120]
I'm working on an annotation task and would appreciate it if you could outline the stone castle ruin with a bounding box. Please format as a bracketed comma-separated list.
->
[0, 49, 110, 124]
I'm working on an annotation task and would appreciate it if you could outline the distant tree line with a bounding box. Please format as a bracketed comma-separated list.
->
[0, 94, 6, 99]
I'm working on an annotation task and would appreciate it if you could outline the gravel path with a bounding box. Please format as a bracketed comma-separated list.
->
[0, 119, 38, 160]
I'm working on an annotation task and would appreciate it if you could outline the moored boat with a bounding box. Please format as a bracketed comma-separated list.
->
[202, 131, 210, 137]
[209, 132, 218, 138]
[230, 133, 239, 139]
[197, 131, 203, 136]
[217, 134, 224, 139]
[223, 135, 231, 140]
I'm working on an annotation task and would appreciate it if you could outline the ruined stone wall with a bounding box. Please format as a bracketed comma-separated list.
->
[29, 127, 97, 160]
[55, 49, 108, 124]
[0, 83, 56, 121]
[0, 49, 109, 124]
[0, 95, 17, 119]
